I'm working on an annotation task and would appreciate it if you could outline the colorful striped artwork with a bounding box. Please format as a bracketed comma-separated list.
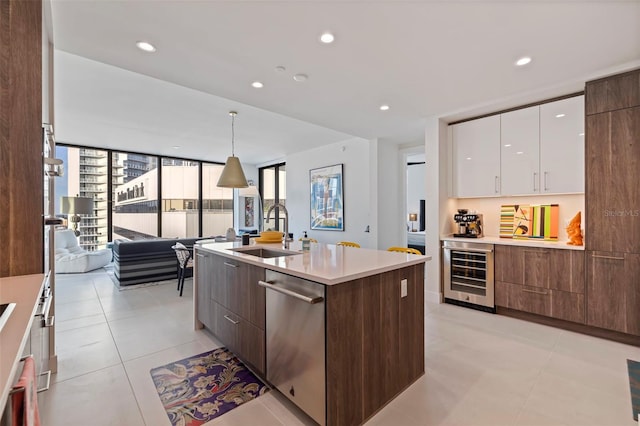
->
[501, 204, 559, 240]
[500, 205, 516, 238]
[513, 205, 532, 237]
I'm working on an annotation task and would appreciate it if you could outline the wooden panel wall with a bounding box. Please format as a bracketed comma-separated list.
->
[0, 0, 43, 277]
[326, 264, 425, 425]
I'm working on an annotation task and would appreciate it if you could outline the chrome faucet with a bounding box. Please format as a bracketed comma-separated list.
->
[266, 202, 292, 249]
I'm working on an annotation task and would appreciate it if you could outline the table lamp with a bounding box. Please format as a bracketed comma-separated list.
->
[60, 196, 94, 236]
[408, 213, 418, 232]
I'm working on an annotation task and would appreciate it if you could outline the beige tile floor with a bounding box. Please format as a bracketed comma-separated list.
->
[40, 267, 640, 426]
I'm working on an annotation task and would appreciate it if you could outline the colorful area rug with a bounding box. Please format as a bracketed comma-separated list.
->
[150, 347, 268, 426]
[628, 359, 640, 421]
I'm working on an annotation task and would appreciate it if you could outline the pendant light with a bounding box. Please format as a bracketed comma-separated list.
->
[217, 111, 249, 188]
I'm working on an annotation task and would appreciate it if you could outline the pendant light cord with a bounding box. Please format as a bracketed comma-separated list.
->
[230, 111, 236, 157]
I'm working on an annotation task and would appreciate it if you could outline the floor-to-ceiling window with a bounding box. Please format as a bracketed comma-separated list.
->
[161, 158, 200, 238]
[57, 144, 231, 242]
[202, 163, 234, 237]
[260, 163, 286, 232]
[55, 146, 109, 250]
[112, 152, 159, 240]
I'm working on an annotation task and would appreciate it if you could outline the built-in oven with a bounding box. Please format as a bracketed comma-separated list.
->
[442, 240, 495, 312]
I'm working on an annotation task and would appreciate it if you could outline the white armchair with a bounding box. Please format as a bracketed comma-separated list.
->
[54, 229, 112, 273]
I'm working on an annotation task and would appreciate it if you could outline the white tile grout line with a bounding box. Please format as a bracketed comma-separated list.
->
[92, 274, 150, 426]
[90, 272, 207, 426]
[513, 341, 556, 425]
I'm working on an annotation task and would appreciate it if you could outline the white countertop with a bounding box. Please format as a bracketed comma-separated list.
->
[440, 235, 585, 250]
[0, 274, 45, 412]
[196, 241, 431, 285]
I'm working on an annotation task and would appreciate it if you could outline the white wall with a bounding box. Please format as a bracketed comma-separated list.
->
[425, 118, 453, 303]
[451, 194, 585, 242]
[407, 163, 425, 230]
[372, 140, 406, 250]
[285, 138, 375, 247]
[233, 162, 258, 231]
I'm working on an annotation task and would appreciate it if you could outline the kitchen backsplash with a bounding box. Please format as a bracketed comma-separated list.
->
[453, 194, 585, 241]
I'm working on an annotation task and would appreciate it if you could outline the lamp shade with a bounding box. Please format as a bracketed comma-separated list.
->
[408, 213, 418, 222]
[60, 196, 94, 215]
[217, 156, 249, 188]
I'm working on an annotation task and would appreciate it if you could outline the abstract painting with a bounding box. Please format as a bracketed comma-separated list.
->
[310, 164, 344, 231]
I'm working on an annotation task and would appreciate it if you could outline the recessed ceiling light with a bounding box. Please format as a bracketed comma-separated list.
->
[555, 113, 565, 118]
[136, 41, 156, 52]
[515, 56, 531, 66]
[320, 32, 335, 44]
[466, 157, 472, 160]
[379, 105, 390, 111]
[504, 144, 512, 147]
[172, 145, 180, 149]
[516, 151, 524, 155]
[251, 81, 264, 88]
[579, 132, 585, 136]
[275, 66, 286, 72]
[293, 73, 308, 82]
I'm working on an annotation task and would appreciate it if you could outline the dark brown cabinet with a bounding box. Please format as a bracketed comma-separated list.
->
[495, 245, 585, 323]
[585, 70, 640, 115]
[205, 253, 266, 374]
[495, 245, 525, 285]
[326, 264, 424, 425]
[586, 251, 640, 335]
[585, 107, 640, 253]
[585, 69, 640, 338]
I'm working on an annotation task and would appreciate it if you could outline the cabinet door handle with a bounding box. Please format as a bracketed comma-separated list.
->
[196, 253, 205, 258]
[543, 171, 549, 191]
[533, 172, 538, 192]
[591, 254, 624, 261]
[258, 280, 324, 304]
[223, 262, 238, 268]
[494, 176, 500, 193]
[522, 287, 549, 295]
[223, 314, 239, 325]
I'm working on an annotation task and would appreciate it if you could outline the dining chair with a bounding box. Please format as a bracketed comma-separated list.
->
[387, 246, 422, 255]
[337, 241, 361, 248]
[171, 243, 193, 297]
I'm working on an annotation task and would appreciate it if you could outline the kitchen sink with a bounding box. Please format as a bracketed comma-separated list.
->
[231, 247, 302, 258]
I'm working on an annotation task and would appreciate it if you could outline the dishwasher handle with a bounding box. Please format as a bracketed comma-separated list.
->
[258, 280, 324, 304]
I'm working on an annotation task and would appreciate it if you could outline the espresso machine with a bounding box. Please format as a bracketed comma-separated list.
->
[453, 209, 484, 238]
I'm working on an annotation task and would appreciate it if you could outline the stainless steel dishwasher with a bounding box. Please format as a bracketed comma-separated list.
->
[258, 270, 326, 426]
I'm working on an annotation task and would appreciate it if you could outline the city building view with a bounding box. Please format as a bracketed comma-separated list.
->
[55, 146, 234, 251]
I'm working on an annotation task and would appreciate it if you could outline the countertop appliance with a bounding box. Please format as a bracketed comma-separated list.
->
[259, 271, 326, 425]
[442, 240, 494, 312]
[453, 209, 483, 238]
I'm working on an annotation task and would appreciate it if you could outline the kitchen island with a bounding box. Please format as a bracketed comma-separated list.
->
[194, 241, 430, 426]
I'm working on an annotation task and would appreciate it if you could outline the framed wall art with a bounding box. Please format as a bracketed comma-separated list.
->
[310, 164, 344, 231]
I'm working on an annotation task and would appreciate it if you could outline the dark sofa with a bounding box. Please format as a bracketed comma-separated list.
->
[113, 237, 201, 286]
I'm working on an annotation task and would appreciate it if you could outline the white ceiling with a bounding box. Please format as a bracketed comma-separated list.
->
[50, 0, 640, 165]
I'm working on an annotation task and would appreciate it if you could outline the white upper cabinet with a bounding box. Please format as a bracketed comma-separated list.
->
[450, 95, 585, 198]
[539, 96, 585, 194]
[500, 106, 540, 195]
[452, 115, 501, 198]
